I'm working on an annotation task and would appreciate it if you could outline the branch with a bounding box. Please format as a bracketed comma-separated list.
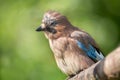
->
[68, 46, 120, 80]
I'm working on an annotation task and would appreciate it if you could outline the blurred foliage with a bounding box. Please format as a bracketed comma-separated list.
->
[0, 0, 120, 80]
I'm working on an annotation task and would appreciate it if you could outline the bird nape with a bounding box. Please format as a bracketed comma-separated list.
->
[36, 10, 104, 77]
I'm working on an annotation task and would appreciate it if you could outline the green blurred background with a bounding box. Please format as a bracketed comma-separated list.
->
[0, 0, 120, 80]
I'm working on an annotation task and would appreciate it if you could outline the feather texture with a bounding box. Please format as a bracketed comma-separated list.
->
[36, 10, 105, 76]
[71, 30, 104, 62]
[77, 41, 104, 61]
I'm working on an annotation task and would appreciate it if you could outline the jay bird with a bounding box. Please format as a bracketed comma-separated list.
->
[36, 10, 104, 77]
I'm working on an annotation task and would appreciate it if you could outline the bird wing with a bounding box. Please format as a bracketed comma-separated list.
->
[70, 30, 104, 62]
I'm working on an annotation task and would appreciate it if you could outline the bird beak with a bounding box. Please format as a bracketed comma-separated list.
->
[36, 26, 44, 31]
[36, 23, 46, 32]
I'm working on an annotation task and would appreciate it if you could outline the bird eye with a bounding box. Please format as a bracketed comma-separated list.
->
[50, 21, 57, 26]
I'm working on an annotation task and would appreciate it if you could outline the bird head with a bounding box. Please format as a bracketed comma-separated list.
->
[36, 10, 73, 39]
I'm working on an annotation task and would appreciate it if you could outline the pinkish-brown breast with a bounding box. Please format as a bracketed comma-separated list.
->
[48, 37, 95, 75]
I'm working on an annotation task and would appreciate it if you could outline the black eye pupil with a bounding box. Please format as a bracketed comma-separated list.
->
[51, 21, 57, 26]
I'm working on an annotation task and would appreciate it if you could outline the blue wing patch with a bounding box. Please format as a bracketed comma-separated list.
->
[77, 41, 104, 61]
